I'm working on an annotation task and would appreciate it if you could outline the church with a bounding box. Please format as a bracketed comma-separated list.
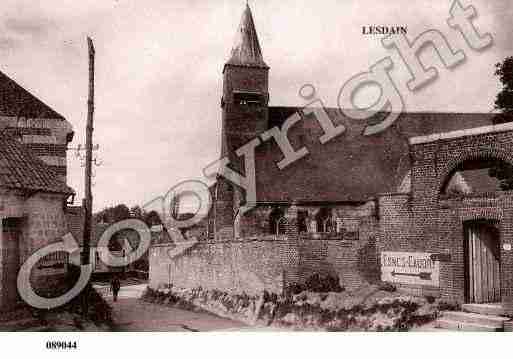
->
[152, 4, 513, 318]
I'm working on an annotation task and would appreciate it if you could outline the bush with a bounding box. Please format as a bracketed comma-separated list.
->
[437, 301, 460, 312]
[83, 287, 113, 325]
[305, 273, 344, 293]
[424, 295, 436, 304]
[378, 282, 397, 293]
[284, 283, 306, 296]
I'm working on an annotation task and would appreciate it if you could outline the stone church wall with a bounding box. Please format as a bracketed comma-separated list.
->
[236, 202, 377, 239]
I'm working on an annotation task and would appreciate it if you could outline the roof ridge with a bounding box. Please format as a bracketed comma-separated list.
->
[0, 69, 65, 119]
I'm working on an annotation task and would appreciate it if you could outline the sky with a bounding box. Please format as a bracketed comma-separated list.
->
[0, 0, 511, 211]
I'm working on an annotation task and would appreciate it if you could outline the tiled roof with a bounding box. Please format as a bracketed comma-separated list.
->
[226, 4, 268, 69]
[0, 70, 65, 119]
[253, 108, 496, 202]
[0, 133, 73, 194]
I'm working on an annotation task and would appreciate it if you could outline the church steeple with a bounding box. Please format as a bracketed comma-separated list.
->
[226, 4, 268, 69]
[215, 3, 270, 241]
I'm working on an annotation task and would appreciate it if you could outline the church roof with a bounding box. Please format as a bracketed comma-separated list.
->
[0, 133, 73, 195]
[459, 169, 502, 193]
[0, 70, 65, 119]
[226, 4, 268, 69]
[253, 108, 495, 202]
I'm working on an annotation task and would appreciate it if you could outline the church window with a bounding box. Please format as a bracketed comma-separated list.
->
[269, 207, 285, 235]
[298, 211, 308, 233]
[315, 207, 333, 233]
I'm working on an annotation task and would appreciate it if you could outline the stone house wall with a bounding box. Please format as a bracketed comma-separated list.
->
[0, 191, 68, 310]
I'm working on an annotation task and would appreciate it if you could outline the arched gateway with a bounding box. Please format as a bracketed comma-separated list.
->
[400, 122, 513, 313]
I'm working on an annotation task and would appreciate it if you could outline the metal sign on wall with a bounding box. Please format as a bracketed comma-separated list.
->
[35, 252, 67, 277]
[381, 251, 440, 287]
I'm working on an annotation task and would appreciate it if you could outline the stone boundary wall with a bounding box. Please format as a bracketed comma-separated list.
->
[149, 237, 379, 295]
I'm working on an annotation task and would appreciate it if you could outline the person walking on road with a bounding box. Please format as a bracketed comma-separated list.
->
[111, 276, 121, 302]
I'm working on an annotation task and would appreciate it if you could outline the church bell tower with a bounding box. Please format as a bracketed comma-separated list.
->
[214, 4, 269, 240]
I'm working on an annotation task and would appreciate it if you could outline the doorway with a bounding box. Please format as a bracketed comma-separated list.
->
[464, 221, 501, 303]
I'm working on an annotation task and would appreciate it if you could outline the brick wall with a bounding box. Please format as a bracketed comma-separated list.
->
[379, 129, 513, 310]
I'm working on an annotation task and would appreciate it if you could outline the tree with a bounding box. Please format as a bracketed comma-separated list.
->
[493, 56, 513, 124]
[129, 205, 144, 220]
[94, 204, 131, 223]
[489, 57, 513, 190]
[111, 204, 131, 221]
[144, 210, 162, 226]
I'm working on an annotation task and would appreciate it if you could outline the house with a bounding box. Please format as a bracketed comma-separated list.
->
[0, 133, 74, 310]
[0, 69, 76, 311]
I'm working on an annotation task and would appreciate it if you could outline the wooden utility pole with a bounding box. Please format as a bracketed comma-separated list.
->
[81, 37, 95, 317]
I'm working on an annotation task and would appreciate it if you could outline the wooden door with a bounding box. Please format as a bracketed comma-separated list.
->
[466, 223, 501, 303]
[1, 219, 21, 309]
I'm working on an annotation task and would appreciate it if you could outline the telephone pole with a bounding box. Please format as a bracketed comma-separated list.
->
[81, 36, 95, 317]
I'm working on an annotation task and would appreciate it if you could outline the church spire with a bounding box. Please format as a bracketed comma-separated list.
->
[226, 4, 268, 69]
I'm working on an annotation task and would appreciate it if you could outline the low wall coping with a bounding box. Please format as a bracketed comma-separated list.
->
[409, 121, 513, 145]
[150, 238, 360, 248]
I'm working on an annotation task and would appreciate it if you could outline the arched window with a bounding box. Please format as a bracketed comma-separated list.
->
[269, 207, 285, 234]
[315, 208, 332, 233]
[322, 217, 334, 233]
[297, 211, 308, 233]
